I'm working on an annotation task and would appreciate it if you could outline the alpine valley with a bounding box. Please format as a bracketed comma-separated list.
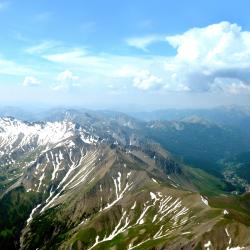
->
[1, 107, 250, 250]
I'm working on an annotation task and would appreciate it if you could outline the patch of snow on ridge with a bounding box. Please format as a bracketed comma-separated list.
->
[79, 127, 98, 145]
[204, 240, 212, 250]
[150, 192, 157, 200]
[0, 117, 75, 150]
[181, 231, 191, 235]
[26, 204, 41, 225]
[227, 247, 245, 250]
[0, 117, 99, 154]
[201, 195, 209, 206]
[80, 134, 98, 144]
[103, 172, 132, 210]
[131, 201, 136, 210]
[89, 191, 190, 250]
[152, 178, 158, 183]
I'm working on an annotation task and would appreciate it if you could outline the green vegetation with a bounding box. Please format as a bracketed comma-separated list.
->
[209, 193, 250, 226]
[185, 166, 236, 196]
[230, 152, 250, 182]
[0, 186, 40, 250]
[145, 122, 250, 176]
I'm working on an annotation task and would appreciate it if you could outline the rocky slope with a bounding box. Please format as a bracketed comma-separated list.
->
[0, 113, 249, 250]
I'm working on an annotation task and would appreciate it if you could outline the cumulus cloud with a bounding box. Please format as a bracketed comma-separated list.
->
[212, 78, 250, 94]
[27, 21, 250, 94]
[22, 76, 40, 87]
[52, 70, 80, 91]
[166, 21, 249, 64]
[114, 66, 136, 78]
[224, 82, 250, 94]
[114, 66, 163, 90]
[164, 21, 250, 92]
[227, 83, 250, 94]
[133, 70, 163, 90]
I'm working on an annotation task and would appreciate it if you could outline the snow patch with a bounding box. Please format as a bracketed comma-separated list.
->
[201, 195, 209, 206]
[152, 178, 158, 183]
[204, 240, 212, 250]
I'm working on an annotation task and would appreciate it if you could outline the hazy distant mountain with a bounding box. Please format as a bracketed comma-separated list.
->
[131, 105, 250, 132]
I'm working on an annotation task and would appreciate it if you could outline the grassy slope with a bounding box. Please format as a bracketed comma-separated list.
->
[184, 166, 235, 196]
[0, 186, 40, 250]
[209, 192, 250, 226]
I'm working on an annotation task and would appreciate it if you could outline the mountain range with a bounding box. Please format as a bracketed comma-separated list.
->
[0, 107, 250, 250]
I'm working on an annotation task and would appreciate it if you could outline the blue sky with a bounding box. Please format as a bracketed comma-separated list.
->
[1, 0, 250, 110]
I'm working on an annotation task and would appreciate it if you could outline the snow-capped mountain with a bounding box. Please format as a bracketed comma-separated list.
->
[0, 117, 97, 153]
[0, 112, 249, 250]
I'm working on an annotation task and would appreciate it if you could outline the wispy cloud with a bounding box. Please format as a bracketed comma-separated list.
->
[25, 40, 61, 54]
[0, 57, 35, 76]
[19, 21, 250, 95]
[126, 35, 165, 51]
[43, 47, 164, 80]
[43, 49, 89, 64]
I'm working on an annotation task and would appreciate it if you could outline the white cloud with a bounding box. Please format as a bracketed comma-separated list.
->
[226, 83, 250, 94]
[114, 65, 137, 78]
[114, 65, 164, 90]
[28, 22, 250, 94]
[212, 77, 250, 94]
[52, 70, 80, 91]
[44, 49, 89, 64]
[133, 70, 163, 90]
[225, 82, 250, 94]
[44, 49, 161, 78]
[43, 49, 110, 73]
[22, 76, 40, 87]
[164, 21, 250, 92]
[166, 21, 250, 65]
[126, 35, 164, 51]
[57, 70, 79, 82]
[164, 83, 190, 92]
[26, 40, 60, 54]
[0, 57, 35, 76]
